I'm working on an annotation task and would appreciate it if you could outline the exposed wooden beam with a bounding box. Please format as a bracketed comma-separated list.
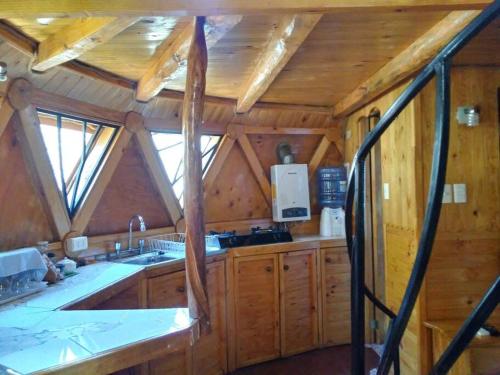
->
[32, 17, 139, 72]
[308, 136, 331, 182]
[0, 1, 490, 17]
[236, 14, 322, 113]
[133, 119, 183, 224]
[333, 11, 480, 118]
[0, 95, 14, 140]
[237, 134, 273, 207]
[182, 16, 210, 334]
[71, 126, 133, 234]
[136, 15, 242, 102]
[203, 135, 236, 194]
[8, 79, 71, 240]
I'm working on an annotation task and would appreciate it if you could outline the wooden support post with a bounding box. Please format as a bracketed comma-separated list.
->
[183, 16, 210, 334]
[308, 136, 331, 182]
[0, 95, 14, 140]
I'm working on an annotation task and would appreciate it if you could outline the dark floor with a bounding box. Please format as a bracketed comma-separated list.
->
[230, 346, 379, 375]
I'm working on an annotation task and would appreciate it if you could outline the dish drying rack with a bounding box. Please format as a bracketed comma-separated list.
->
[146, 233, 221, 256]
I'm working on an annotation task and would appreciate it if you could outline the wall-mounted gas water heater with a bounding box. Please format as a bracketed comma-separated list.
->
[271, 164, 311, 222]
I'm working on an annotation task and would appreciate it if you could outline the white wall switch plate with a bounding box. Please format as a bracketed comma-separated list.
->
[442, 184, 452, 204]
[453, 183, 467, 203]
[345, 129, 352, 140]
[383, 183, 390, 200]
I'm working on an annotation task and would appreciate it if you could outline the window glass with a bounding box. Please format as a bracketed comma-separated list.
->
[151, 132, 221, 208]
[37, 110, 119, 217]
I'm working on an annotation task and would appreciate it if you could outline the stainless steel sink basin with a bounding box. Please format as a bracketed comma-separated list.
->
[114, 251, 180, 266]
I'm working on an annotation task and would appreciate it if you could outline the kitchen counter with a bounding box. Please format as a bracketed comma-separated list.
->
[0, 263, 197, 374]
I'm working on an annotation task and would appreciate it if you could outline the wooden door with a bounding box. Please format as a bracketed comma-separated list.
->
[234, 254, 280, 368]
[279, 249, 319, 356]
[193, 261, 227, 375]
[320, 246, 351, 346]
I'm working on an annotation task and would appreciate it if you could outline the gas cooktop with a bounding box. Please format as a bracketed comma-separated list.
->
[209, 226, 293, 248]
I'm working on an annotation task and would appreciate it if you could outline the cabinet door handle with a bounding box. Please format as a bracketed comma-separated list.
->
[325, 257, 332, 263]
[265, 266, 273, 273]
[176, 286, 185, 293]
[283, 265, 289, 271]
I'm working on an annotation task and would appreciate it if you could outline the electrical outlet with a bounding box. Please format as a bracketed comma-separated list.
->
[383, 183, 390, 200]
[65, 236, 88, 254]
[453, 183, 467, 203]
[442, 184, 452, 204]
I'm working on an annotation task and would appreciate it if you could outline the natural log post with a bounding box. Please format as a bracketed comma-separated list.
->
[182, 16, 210, 334]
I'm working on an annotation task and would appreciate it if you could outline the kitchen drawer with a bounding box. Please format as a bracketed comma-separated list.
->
[147, 270, 187, 308]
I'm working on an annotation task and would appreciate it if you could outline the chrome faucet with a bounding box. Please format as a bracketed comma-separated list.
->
[128, 214, 147, 254]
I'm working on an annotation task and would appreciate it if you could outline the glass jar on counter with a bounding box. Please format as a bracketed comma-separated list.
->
[36, 241, 49, 254]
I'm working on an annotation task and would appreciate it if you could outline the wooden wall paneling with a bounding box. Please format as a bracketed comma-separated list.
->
[0, 115, 55, 250]
[135, 125, 182, 224]
[84, 136, 173, 236]
[279, 249, 319, 356]
[237, 134, 272, 207]
[71, 126, 133, 234]
[204, 142, 271, 222]
[333, 11, 480, 117]
[32, 17, 140, 72]
[236, 14, 322, 113]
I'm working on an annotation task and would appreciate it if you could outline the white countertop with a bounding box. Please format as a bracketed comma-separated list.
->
[0, 262, 195, 374]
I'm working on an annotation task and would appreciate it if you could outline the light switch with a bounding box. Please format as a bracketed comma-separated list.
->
[453, 183, 467, 203]
[345, 129, 352, 140]
[383, 183, 390, 200]
[442, 184, 452, 204]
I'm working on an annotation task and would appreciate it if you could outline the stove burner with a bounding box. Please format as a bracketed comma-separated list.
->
[210, 227, 293, 248]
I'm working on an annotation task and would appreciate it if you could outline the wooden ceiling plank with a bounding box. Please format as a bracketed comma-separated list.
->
[332, 10, 480, 118]
[134, 124, 183, 224]
[136, 15, 242, 102]
[71, 126, 133, 234]
[308, 136, 331, 182]
[0, 1, 491, 17]
[32, 17, 140, 72]
[236, 14, 322, 113]
[7, 79, 71, 240]
[237, 134, 273, 207]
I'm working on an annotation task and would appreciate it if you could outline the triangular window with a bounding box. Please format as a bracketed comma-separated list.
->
[151, 132, 221, 208]
[37, 109, 119, 217]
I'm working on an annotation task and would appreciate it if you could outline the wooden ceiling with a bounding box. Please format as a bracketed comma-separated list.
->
[0, 1, 498, 115]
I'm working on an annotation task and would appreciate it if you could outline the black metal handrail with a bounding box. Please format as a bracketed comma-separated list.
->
[344, 2, 500, 374]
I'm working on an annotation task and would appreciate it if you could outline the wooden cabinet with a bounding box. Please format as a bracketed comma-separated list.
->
[320, 246, 351, 346]
[148, 261, 227, 375]
[233, 254, 280, 368]
[279, 250, 319, 356]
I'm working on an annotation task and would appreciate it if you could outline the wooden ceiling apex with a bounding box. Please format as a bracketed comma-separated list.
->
[32, 17, 141, 72]
[332, 10, 480, 118]
[236, 14, 322, 113]
[0, 1, 491, 17]
[136, 15, 242, 103]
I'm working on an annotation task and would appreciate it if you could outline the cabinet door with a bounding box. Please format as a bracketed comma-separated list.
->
[279, 249, 319, 356]
[147, 270, 187, 308]
[321, 246, 351, 345]
[234, 254, 280, 367]
[193, 261, 227, 375]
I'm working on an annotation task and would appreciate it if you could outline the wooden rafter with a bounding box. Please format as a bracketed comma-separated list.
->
[237, 134, 273, 207]
[0, 1, 490, 17]
[136, 15, 242, 102]
[71, 126, 133, 234]
[32, 17, 140, 72]
[308, 136, 331, 182]
[236, 14, 322, 113]
[333, 10, 480, 117]
[7, 79, 71, 240]
[203, 134, 236, 194]
[0, 96, 14, 140]
[134, 122, 183, 224]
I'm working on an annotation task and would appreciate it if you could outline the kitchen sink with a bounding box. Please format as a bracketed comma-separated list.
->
[115, 251, 180, 266]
